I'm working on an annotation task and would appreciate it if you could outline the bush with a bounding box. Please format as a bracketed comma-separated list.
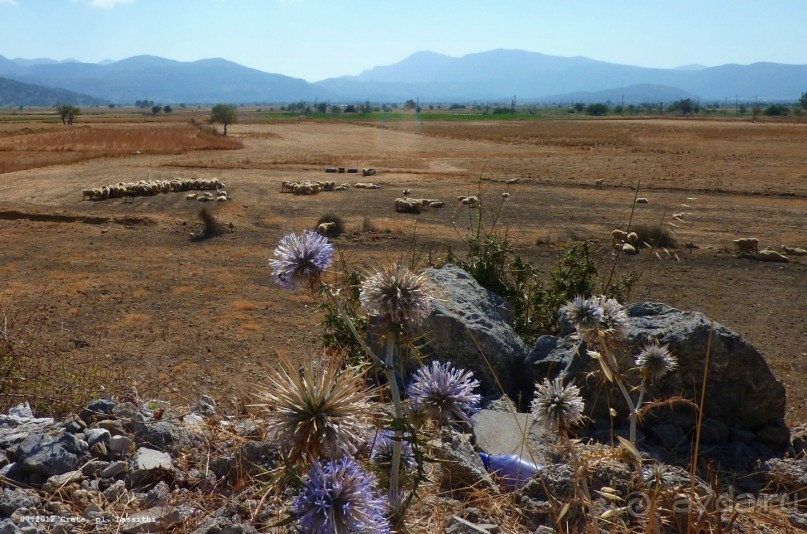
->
[632, 224, 678, 248]
[198, 207, 227, 238]
[585, 103, 609, 116]
[316, 214, 345, 237]
[764, 104, 790, 116]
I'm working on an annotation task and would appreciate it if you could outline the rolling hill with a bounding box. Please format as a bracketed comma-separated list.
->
[2, 50, 806, 105]
[0, 77, 108, 107]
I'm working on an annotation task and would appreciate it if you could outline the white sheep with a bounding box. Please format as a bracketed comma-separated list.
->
[756, 249, 789, 263]
[621, 243, 638, 255]
[395, 198, 422, 214]
[594, 178, 605, 187]
[626, 232, 639, 246]
[733, 238, 759, 255]
[635, 198, 649, 204]
[611, 229, 628, 245]
[317, 221, 336, 235]
[461, 196, 480, 207]
[506, 178, 520, 184]
[781, 245, 807, 256]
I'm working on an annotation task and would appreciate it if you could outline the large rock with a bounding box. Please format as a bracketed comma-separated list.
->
[409, 264, 530, 399]
[529, 302, 789, 453]
[14, 432, 90, 479]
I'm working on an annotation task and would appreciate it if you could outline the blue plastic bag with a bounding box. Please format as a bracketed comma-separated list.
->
[479, 452, 541, 490]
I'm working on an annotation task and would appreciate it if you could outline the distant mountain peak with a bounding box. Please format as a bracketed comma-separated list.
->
[674, 64, 708, 71]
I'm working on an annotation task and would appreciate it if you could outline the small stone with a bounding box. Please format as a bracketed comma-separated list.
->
[0, 488, 41, 516]
[81, 459, 110, 477]
[79, 399, 117, 424]
[109, 434, 135, 454]
[128, 448, 174, 486]
[102, 480, 128, 502]
[97, 419, 126, 436]
[43, 470, 83, 494]
[100, 460, 127, 479]
[85, 428, 111, 447]
[8, 403, 33, 419]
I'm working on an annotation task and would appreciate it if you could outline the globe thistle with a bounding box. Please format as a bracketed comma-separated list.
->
[268, 230, 333, 290]
[530, 377, 585, 434]
[561, 296, 602, 342]
[370, 430, 416, 470]
[258, 355, 375, 463]
[359, 263, 432, 328]
[592, 295, 629, 344]
[295, 457, 390, 534]
[407, 361, 481, 425]
[635, 341, 678, 381]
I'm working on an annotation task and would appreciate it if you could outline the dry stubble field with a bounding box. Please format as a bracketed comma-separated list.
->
[0, 113, 805, 427]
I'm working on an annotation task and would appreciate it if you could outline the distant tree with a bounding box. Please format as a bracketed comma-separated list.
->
[317, 101, 328, 113]
[330, 104, 342, 115]
[344, 104, 356, 113]
[404, 99, 417, 110]
[210, 104, 238, 135]
[163, 105, 172, 113]
[752, 103, 762, 122]
[56, 104, 80, 125]
[135, 99, 154, 109]
[573, 102, 585, 112]
[764, 104, 789, 116]
[108, 103, 116, 109]
[585, 103, 609, 116]
[738, 104, 747, 115]
[798, 92, 807, 110]
[668, 98, 698, 115]
[151, 105, 161, 115]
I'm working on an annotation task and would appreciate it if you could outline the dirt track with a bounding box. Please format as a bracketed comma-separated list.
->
[0, 117, 805, 424]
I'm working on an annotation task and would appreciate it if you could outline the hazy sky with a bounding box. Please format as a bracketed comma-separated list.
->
[1, 0, 806, 82]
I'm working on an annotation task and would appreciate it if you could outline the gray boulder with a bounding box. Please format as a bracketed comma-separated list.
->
[529, 302, 789, 453]
[410, 264, 530, 399]
[15, 432, 90, 479]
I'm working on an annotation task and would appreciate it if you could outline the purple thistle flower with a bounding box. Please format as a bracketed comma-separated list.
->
[268, 230, 333, 290]
[370, 430, 416, 470]
[407, 361, 481, 425]
[295, 457, 390, 534]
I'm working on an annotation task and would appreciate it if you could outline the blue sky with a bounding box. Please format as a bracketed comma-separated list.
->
[1, 0, 805, 82]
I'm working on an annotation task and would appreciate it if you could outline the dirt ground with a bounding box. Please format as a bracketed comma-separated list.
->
[0, 116, 805, 426]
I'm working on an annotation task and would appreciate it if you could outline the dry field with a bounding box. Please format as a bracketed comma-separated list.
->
[0, 113, 805, 427]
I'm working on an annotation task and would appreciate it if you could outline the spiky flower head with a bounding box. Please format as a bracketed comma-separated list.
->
[295, 456, 390, 534]
[359, 263, 432, 328]
[530, 377, 585, 434]
[258, 355, 375, 463]
[407, 360, 481, 425]
[642, 461, 671, 489]
[268, 230, 333, 290]
[561, 295, 628, 346]
[370, 430, 416, 470]
[561, 296, 603, 342]
[635, 341, 678, 381]
[591, 295, 629, 344]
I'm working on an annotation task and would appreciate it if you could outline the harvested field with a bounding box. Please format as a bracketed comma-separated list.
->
[0, 115, 805, 425]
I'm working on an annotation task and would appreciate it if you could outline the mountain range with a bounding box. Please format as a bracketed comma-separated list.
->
[1, 49, 805, 106]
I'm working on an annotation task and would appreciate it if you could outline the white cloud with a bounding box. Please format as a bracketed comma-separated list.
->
[76, 0, 135, 8]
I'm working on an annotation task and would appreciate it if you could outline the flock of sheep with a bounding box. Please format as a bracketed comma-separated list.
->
[732, 238, 806, 262]
[280, 180, 384, 196]
[82, 178, 224, 202]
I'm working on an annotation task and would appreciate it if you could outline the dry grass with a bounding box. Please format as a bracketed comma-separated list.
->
[0, 123, 243, 174]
